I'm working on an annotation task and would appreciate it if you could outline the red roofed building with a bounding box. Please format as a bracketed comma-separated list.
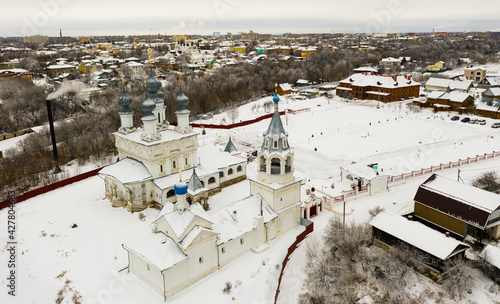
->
[336, 73, 420, 102]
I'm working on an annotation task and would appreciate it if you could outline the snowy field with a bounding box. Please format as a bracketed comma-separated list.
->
[2, 93, 500, 303]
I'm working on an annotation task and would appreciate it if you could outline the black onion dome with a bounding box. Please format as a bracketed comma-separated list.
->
[118, 87, 133, 113]
[141, 97, 155, 116]
[174, 87, 189, 110]
[145, 68, 161, 94]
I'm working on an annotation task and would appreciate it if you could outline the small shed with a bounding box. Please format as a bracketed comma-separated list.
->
[340, 162, 389, 195]
[277, 83, 292, 95]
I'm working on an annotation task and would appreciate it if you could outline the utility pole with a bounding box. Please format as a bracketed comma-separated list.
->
[457, 168, 461, 182]
[343, 200, 346, 226]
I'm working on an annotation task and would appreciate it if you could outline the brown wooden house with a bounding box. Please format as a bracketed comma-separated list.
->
[336, 73, 420, 102]
[414, 174, 500, 241]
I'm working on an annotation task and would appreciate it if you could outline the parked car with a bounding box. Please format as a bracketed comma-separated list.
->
[451, 116, 460, 121]
[477, 119, 486, 125]
[469, 119, 479, 124]
[492, 123, 500, 128]
[461, 117, 471, 123]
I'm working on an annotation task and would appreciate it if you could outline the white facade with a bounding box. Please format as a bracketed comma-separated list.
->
[120, 92, 302, 300]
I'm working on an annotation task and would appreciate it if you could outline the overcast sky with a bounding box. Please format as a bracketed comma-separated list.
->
[3, 0, 500, 37]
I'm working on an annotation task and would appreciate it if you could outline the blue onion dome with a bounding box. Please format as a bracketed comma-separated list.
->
[140, 97, 155, 116]
[145, 68, 161, 94]
[117, 87, 133, 113]
[174, 179, 188, 195]
[175, 87, 190, 110]
[273, 92, 280, 104]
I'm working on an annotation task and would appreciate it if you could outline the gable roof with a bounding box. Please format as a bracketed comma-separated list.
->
[414, 174, 500, 228]
[370, 211, 469, 260]
[153, 203, 213, 242]
[481, 245, 500, 270]
[123, 233, 187, 271]
[339, 73, 419, 89]
[99, 157, 152, 184]
[425, 77, 472, 91]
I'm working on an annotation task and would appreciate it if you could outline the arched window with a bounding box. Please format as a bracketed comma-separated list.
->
[273, 140, 278, 149]
[219, 171, 224, 178]
[187, 196, 192, 204]
[271, 158, 280, 175]
[167, 189, 175, 197]
[208, 177, 216, 184]
[283, 138, 287, 149]
[228, 168, 233, 175]
[237, 165, 242, 172]
[173, 161, 176, 169]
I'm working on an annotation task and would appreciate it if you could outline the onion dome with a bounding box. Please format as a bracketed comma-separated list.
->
[140, 97, 155, 117]
[117, 87, 133, 113]
[174, 178, 188, 196]
[175, 87, 190, 110]
[145, 68, 161, 95]
[273, 92, 280, 104]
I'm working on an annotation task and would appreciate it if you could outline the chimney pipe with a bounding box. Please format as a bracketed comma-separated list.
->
[231, 210, 237, 221]
[46, 99, 61, 173]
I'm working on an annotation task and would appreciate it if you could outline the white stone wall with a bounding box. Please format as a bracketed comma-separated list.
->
[129, 251, 164, 295]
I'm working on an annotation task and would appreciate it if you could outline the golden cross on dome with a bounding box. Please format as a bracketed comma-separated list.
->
[148, 47, 152, 67]
[143, 74, 147, 89]
[178, 168, 182, 181]
[121, 73, 124, 87]
[275, 83, 278, 93]
[178, 72, 182, 84]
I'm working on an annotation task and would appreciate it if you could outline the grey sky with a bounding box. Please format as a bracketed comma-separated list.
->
[3, 0, 500, 37]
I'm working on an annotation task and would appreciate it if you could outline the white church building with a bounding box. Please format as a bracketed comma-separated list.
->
[99, 69, 246, 212]
[99, 68, 302, 299]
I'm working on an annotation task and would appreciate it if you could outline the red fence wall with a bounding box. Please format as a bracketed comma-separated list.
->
[274, 222, 314, 304]
[0, 167, 103, 210]
[178, 111, 285, 130]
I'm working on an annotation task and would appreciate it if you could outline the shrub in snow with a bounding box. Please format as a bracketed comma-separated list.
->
[222, 281, 232, 295]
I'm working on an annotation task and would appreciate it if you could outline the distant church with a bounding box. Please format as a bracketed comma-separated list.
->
[99, 65, 302, 299]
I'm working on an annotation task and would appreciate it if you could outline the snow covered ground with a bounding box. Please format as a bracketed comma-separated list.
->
[1, 93, 500, 303]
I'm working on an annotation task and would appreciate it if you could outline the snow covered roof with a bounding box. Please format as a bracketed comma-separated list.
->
[353, 66, 378, 73]
[481, 77, 500, 87]
[279, 83, 292, 91]
[113, 127, 197, 147]
[339, 73, 418, 89]
[476, 98, 500, 111]
[484, 87, 500, 97]
[427, 91, 472, 103]
[380, 57, 401, 63]
[425, 78, 472, 91]
[123, 233, 187, 271]
[99, 157, 152, 184]
[481, 244, 500, 270]
[370, 211, 469, 260]
[342, 163, 379, 180]
[154, 203, 213, 241]
[414, 174, 500, 228]
[46, 64, 76, 69]
[208, 194, 277, 244]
